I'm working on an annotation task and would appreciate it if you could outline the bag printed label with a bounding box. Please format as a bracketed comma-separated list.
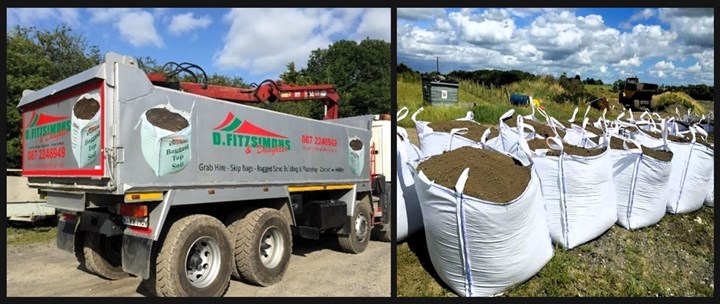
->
[71, 93, 101, 168]
[348, 136, 364, 176]
[137, 103, 192, 177]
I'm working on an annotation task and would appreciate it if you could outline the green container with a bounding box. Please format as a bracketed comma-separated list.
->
[422, 78, 459, 105]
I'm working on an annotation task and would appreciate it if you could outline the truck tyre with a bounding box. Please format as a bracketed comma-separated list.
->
[230, 208, 292, 286]
[148, 214, 233, 297]
[339, 201, 371, 253]
[81, 232, 128, 280]
[223, 207, 252, 280]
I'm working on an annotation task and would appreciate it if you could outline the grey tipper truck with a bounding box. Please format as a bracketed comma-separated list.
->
[18, 52, 390, 297]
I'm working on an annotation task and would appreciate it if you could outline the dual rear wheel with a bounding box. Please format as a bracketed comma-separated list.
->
[76, 202, 371, 297]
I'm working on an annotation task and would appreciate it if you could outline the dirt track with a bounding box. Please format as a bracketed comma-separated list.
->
[6, 235, 390, 297]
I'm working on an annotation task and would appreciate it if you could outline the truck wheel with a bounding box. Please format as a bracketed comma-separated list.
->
[149, 214, 233, 297]
[230, 208, 292, 286]
[81, 232, 128, 280]
[224, 208, 252, 281]
[339, 201, 371, 253]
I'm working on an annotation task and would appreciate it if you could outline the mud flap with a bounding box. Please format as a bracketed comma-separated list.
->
[122, 234, 153, 279]
[56, 218, 77, 253]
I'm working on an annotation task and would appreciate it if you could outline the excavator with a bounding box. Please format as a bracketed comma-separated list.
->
[618, 76, 659, 111]
[145, 61, 340, 119]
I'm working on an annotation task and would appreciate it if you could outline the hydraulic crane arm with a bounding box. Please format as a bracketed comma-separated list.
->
[147, 72, 340, 120]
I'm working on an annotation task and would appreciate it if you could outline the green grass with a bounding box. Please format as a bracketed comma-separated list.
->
[398, 208, 714, 297]
[7, 225, 57, 246]
[653, 92, 708, 115]
[397, 78, 624, 128]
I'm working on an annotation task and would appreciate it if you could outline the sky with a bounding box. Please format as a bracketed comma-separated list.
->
[7, 8, 391, 82]
[397, 8, 714, 86]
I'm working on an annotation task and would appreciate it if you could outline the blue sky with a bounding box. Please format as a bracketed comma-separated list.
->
[397, 8, 714, 85]
[7, 8, 391, 83]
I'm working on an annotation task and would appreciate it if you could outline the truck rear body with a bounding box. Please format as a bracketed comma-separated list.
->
[16, 54, 388, 292]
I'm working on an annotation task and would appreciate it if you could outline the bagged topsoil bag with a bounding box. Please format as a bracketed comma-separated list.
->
[634, 124, 713, 214]
[482, 109, 537, 165]
[348, 136, 365, 176]
[413, 145, 553, 297]
[608, 135, 673, 230]
[519, 127, 617, 249]
[704, 167, 714, 207]
[485, 109, 535, 156]
[396, 107, 424, 242]
[412, 107, 487, 158]
[71, 93, 102, 168]
[562, 117, 604, 149]
[136, 103, 193, 177]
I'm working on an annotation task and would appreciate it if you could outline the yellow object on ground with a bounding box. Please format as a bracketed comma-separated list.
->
[532, 97, 543, 109]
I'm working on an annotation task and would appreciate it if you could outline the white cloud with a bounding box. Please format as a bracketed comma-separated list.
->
[629, 8, 656, 22]
[398, 8, 713, 85]
[654, 60, 675, 70]
[397, 8, 446, 20]
[616, 55, 642, 67]
[117, 11, 164, 48]
[214, 8, 388, 75]
[168, 12, 212, 36]
[686, 62, 702, 73]
[355, 8, 391, 41]
[7, 8, 80, 27]
[659, 8, 714, 48]
[435, 18, 453, 32]
[85, 8, 164, 48]
[449, 11, 516, 46]
[87, 8, 139, 23]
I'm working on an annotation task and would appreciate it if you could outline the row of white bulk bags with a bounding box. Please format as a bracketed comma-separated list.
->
[412, 138, 553, 297]
[396, 107, 424, 242]
[411, 107, 480, 158]
[514, 116, 617, 249]
[609, 133, 672, 230]
[631, 123, 713, 214]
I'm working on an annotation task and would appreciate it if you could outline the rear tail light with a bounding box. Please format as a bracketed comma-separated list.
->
[60, 213, 77, 222]
[120, 204, 148, 218]
[120, 204, 149, 228]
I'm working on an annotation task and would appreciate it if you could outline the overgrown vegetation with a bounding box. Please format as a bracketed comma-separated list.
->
[653, 91, 708, 115]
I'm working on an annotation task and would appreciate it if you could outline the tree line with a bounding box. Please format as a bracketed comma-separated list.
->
[6, 24, 390, 168]
[398, 63, 713, 102]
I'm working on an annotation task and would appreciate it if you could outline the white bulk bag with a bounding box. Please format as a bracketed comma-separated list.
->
[136, 102, 193, 177]
[705, 169, 714, 207]
[635, 125, 713, 213]
[396, 107, 424, 242]
[71, 93, 102, 168]
[413, 148, 553, 297]
[562, 117, 602, 149]
[483, 109, 537, 162]
[609, 135, 671, 230]
[520, 131, 617, 249]
[412, 107, 481, 158]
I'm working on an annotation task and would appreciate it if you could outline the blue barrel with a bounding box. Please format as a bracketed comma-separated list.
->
[510, 94, 530, 106]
